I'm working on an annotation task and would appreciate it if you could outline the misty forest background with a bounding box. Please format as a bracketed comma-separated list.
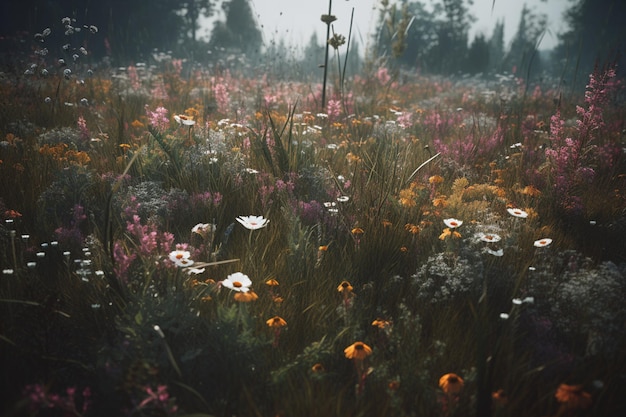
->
[1, 0, 625, 90]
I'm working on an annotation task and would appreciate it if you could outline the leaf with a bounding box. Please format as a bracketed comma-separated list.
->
[134, 311, 143, 325]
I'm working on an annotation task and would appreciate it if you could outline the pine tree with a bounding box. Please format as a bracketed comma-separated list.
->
[488, 19, 505, 73]
[208, 0, 263, 57]
[554, 0, 626, 88]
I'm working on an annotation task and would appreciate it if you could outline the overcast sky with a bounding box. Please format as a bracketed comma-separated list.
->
[201, 0, 571, 51]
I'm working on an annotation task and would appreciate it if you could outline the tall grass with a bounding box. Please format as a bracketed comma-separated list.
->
[1, 39, 625, 417]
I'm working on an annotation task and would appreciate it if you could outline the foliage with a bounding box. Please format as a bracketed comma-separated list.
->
[1, 9, 626, 417]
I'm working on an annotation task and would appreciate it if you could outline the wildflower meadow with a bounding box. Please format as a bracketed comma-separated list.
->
[1, 11, 626, 417]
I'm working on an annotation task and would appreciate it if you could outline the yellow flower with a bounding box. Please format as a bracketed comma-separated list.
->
[439, 373, 464, 395]
[399, 188, 417, 207]
[520, 185, 541, 197]
[432, 196, 448, 207]
[405, 223, 420, 234]
[429, 175, 444, 185]
[439, 228, 461, 240]
[344, 342, 372, 360]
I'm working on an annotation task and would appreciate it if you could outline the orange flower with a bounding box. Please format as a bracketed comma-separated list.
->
[439, 373, 464, 395]
[432, 196, 448, 207]
[399, 188, 417, 207]
[492, 389, 508, 406]
[265, 278, 280, 287]
[381, 219, 392, 228]
[405, 223, 420, 234]
[311, 363, 325, 373]
[429, 175, 444, 185]
[555, 384, 592, 410]
[372, 318, 391, 329]
[439, 228, 461, 240]
[318, 245, 329, 251]
[266, 316, 287, 328]
[388, 380, 400, 391]
[346, 152, 361, 163]
[520, 185, 541, 197]
[234, 290, 258, 302]
[351, 227, 364, 235]
[344, 342, 372, 360]
[337, 280, 353, 294]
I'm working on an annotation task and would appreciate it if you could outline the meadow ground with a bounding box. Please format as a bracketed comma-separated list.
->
[1, 51, 625, 416]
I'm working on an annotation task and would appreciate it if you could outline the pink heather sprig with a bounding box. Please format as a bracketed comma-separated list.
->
[146, 105, 169, 132]
[127, 65, 141, 90]
[396, 111, 413, 129]
[23, 384, 92, 416]
[150, 77, 169, 100]
[574, 66, 618, 144]
[543, 66, 619, 214]
[376, 66, 391, 85]
[125, 215, 175, 257]
[213, 82, 230, 115]
[137, 384, 178, 414]
[113, 241, 137, 282]
[326, 99, 342, 120]
[77, 116, 90, 142]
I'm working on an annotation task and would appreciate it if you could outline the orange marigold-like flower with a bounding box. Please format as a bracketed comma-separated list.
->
[439, 228, 461, 240]
[405, 223, 420, 234]
[351, 227, 364, 235]
[234, 290, 258, 302]
[344, 342, 372, 360]
[492, 389, 508, 406]
[311, 363, 325, 373]
[432, 196, 448, 207]
[266, 316, 287, 328]
[265, 278, 280, 287]
[399, 188, 417, 207]
[337, 280, 353, 294]
[555, 384, 592, 410]
[439, 373, 464, 395]
[372, 318, 391, 329]
[521, 185, 541, 197]
[429, 175, 444, 185]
